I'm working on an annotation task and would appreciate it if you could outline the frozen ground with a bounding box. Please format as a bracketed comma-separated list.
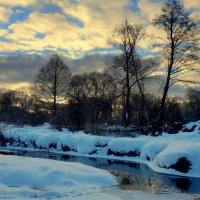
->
[0, 154, 196, 200]
[2, 121, 200, 178]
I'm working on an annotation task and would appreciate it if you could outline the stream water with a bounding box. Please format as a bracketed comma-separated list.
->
[0, 148, 200, 196]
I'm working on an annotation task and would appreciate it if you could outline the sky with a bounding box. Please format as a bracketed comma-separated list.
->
[0, 0, 199, 96]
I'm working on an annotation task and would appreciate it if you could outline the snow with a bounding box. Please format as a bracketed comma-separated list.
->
[0, 155, 196, 200]
[182, 121, 200, 131]
[107, 189, 195, 200]
[0, 155, 116, 187]
[106, 125, 139, 132]
[0, 154, 117, 199]
[1, 121, 200, 178]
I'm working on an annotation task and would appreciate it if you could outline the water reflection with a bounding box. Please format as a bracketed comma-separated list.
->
[171, 178, 191, 191]
[0, 148, 200, 194]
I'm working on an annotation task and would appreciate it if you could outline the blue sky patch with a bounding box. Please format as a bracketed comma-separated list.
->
[35, 33, 46, 39]
[128, 0, 140, 12]
[67, 16, 84, 28]
[0, 37, 12, 43]
[0, 6, 31, 29]
[41, 4, 61, 14]
[138, 48, 158, 57]
[11, 6, 32, 22]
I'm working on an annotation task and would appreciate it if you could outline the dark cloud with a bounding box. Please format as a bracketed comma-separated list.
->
[0, 53, 114, 85]
[146, 75, 187, 98]
[0, 55, 48, 84]
[0, 53, 188, 97]
[67, 54, 114, 74]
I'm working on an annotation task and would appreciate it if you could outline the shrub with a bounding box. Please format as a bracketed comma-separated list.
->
[107, 149, 140, 157]
[0, 132, 5, 146]
[169, 157, 192, 173]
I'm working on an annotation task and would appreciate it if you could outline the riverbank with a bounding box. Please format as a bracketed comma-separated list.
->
[1, 121, 200, 178]
[0, 154, 197, 200]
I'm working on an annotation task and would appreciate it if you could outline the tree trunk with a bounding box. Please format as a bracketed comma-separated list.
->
[53, 95, 57, 118]
[53, 66, 57, 118]
[158, 69, 171, 125]
[158, 20, 175, 129]
[132, 55, 148, 128]
[125, 69, 130, 127]
[158, 48, 174, 127]
[136, 72, 148, 127]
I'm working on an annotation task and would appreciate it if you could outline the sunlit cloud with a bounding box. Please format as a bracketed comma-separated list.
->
[0, 0, 197, 57]
[0, 6, 13, 23]
[182, 0, 200, 10]
[137, 0, 162, 23]
[0, 82, 31, 90]
[0, 0, 39, 7]
[0, 0, 143, 58]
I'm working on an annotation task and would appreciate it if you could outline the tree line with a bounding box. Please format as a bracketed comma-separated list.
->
[0, 0, 199, 134]
[0, 70, 199, 133]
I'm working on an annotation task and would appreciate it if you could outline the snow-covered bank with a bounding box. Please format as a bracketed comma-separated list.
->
[1, 121, 200, 178]
[0, 155, 196, 200]
[0, 154, 117, 199]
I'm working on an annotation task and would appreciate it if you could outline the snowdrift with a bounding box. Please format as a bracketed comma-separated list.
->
[1, 121, 200, 178]
[0, 155, 195, 200]
[0, 154, 117, 199]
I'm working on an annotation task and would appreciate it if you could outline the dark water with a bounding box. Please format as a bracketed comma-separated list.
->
[0, 148, 200, 194]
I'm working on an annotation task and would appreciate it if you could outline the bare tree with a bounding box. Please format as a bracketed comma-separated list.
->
[14, 91, 33, 112]
[69, 74, 87, 100]
[187, 89, 200, 121]
[153, 0, 200, 127]
[130, 57, 156, 127]
[68, 72, 115, 129]
[33, 54, 71, 118]
[110, 19, 155, 126]
[110, 19, 145, 126]
[84, 72, 115, 99]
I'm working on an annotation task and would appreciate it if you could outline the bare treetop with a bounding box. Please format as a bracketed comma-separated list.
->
[153, 0, 200, 129]
[33, 54, 71, 117]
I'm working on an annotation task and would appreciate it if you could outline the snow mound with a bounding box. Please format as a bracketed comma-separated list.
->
[182, 120, 200, 132]
[0, 154, 117, 199]
[0, 155, 116, 188]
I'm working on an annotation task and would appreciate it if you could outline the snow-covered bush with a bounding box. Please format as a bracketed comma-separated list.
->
[182, 121, 200, 132]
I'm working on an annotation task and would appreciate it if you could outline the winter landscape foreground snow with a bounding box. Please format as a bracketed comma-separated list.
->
[2, 121, 200, 178]
[0, 154, 117, 199]
[0, 154, 197, 200]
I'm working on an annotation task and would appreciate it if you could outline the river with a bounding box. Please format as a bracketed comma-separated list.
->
[0, 147, 200, 197]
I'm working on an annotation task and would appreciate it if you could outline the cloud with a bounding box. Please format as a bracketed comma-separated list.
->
[58, 0, 143, 51]
[69, 53, 114, 74]
[0, 82, 31, 90]
[0, 55, 48, 84]
[0, 0, 38, 7]
[0, 6, 13, 23]
[0, 53, 114, 90]
[0, 29, 7, 36]
[0, 0, 198, 58]
[137, 0, 162, 23]
[182, 0, 200, 10]
[0, 52, 195, 98]
[0, 0, 143, 57]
